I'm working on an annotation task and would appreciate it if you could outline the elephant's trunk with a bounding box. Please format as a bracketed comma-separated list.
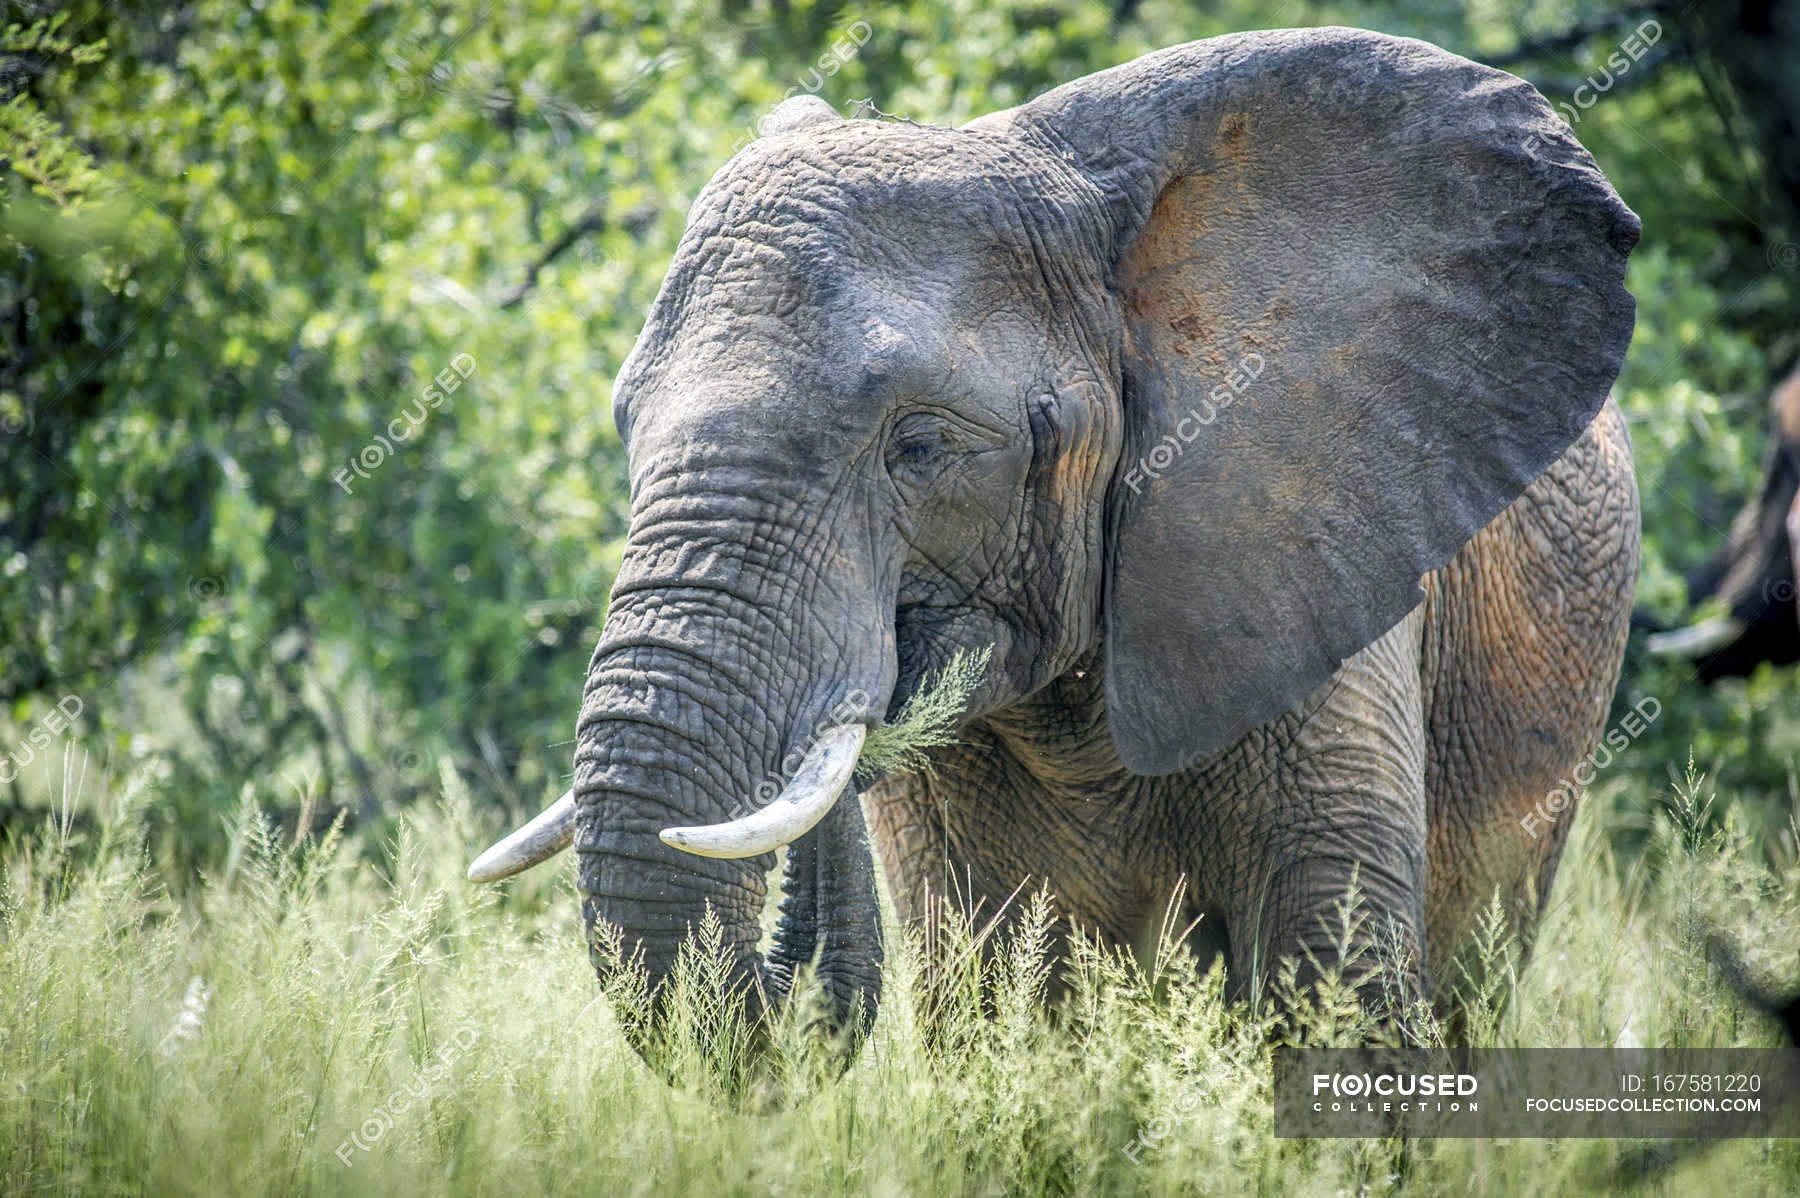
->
[569, 506, 892, 1074]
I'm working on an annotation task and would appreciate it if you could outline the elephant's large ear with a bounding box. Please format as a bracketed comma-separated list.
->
[991, 28, 1639, 774]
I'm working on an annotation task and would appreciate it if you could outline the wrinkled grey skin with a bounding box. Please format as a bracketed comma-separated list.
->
[572, 28, 1641, 1064]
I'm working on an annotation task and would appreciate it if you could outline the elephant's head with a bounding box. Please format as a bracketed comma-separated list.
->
[471, 28, 1637, 1078]
[1647, 360, 1800, 678]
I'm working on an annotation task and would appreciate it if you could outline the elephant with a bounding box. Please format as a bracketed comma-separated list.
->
[469, 27, 1642, 1067]
[1646, 359, 1800, 678]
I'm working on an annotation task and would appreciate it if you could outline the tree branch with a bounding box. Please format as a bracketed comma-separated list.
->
[497, 197, 665, 310]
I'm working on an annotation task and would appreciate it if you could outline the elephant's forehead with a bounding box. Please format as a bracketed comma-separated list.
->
[675, 122, 1089, 293]
[704, 121, 1057, 228]
[635, 128, 1059, 377]
[615, 123, 1098, 449]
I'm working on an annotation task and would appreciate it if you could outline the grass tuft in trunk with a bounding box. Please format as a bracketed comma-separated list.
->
[856, 646, 992, 783]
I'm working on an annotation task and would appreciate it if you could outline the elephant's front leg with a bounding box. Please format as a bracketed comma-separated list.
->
[1195, 609, 1430, 1021]
[861, 726, 1177, 988]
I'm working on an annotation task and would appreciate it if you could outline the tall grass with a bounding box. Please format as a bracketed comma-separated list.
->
[1, 759, 1796, 1196]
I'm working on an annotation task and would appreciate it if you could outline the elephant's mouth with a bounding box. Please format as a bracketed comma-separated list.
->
[466, 721, 867, 880]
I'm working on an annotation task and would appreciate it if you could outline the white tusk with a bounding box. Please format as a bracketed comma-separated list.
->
[660, 724, 866, 859]
[1645, 616, 1747, 658]
[468, 789, 575, 882]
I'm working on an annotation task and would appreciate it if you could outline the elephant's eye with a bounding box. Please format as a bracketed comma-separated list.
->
[884, 411, 957, 482]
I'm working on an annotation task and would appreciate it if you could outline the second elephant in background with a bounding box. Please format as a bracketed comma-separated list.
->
[1648, 361, 1800, 677]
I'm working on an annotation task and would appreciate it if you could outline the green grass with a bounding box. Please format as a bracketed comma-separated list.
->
[856, 645, 993, 783]
[2, 761, 1797, 1196]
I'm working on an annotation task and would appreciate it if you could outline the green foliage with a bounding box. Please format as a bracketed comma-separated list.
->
[2, 758, 1796, 1194]
[1, 1, 1796, 867]
[6, 5, 1799, 1193]
[1611, 237, 1800, 825]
